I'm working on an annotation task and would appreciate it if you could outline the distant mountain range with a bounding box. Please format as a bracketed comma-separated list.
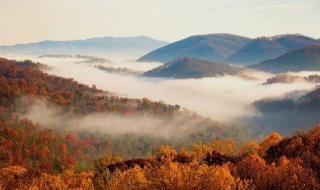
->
[143, 57, 242, 79]
[138, 34, 320, 65]
[249, 46, 320, 73]
[2, 33, 319, 68]
[138, 34, 251, 63]
[0, 36, 168, 56]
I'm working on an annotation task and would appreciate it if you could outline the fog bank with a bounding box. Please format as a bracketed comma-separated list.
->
[18, 98, 217, 139]
[3, 54, 318, 123]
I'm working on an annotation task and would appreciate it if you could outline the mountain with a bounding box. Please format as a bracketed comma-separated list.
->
[251, 86, 320, 134]
[227, 34, 320, 65]
[249, 46, 320, 73]
[138, 34, 251, 63]
[143, 57, 241, 79]
[0, 36, 168, 55]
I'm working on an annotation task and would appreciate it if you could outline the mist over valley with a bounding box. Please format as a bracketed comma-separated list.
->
[1, 1, 320, 187]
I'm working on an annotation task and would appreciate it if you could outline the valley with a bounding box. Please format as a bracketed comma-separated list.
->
[1, 1, 320, 188]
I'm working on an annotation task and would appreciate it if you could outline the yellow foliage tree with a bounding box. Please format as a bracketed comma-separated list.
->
[258, 132, 282, 156]
[93, 154, 122, 190]
[237, 141, 259, 157]
[0, 166, 28, 189]
[107, 166, 149, 190]
[104, 161, 242, 190]
[153, 145, 177, 162]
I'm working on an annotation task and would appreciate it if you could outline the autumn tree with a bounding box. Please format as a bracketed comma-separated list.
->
[93, 154, 122, 190]
[258, 132, 282, 156]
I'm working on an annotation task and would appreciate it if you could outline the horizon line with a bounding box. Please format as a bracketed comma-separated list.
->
[1, 32, 319, 47]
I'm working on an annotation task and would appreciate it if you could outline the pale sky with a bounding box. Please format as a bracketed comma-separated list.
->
[0, 0, 319, 45]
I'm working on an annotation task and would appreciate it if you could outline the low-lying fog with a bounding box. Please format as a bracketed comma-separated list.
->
[3, 54, 319, 123]
[19, 98, 208, 139]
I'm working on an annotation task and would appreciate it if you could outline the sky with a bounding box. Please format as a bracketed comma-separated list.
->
[0, 0, 319, 45]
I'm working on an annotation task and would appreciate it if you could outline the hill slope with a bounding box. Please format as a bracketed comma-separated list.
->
[228, 34, 320, 65]
[249, 46, 320, 73]
[138, 34, 251, 63]
[143, 57, 241, 79]
[252, 86, 320, 134]
[0, 36, 168, 55]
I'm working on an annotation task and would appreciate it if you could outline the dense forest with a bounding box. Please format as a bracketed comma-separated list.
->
[1, 58, 320, 189]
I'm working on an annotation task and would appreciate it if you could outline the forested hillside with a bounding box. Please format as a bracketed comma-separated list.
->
[0, 57, 243, 164]
[252, 86, 320, 134]
[0, 57, 243, 189]
[249, 46, 320, 73]
[228, 34, 320, 64]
